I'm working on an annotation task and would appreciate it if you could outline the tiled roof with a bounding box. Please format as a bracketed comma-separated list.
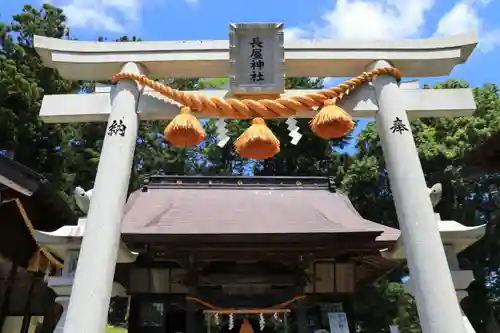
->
[122, 175, 399, 242]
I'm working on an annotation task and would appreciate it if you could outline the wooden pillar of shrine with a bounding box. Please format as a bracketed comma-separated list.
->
[0, 263, 18, 330]
[186, 286, 197, 333]
[184, 262, 199, 333]
[296, 299, 308, 333]
[19, 273, 36, 333]
[294, 272, 308, 333]
[40, 302, 63, 333]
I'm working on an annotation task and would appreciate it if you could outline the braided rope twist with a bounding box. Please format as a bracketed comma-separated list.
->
[112, 67, 401, 118]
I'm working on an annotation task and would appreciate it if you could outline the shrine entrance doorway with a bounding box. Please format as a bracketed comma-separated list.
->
[165, 308, 186, 333]
[128, 295, 187, 333]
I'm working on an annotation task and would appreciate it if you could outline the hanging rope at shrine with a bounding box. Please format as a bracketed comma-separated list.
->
[185, 295, 306, 312]
[112, 67, 401, 159]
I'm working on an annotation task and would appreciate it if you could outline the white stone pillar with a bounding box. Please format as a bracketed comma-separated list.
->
[62, 62, 145, 333]
[367, 60, 466, 333]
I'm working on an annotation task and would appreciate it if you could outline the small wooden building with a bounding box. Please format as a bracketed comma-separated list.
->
[116, 175, 401, 333]
[0, 155, 77, 333]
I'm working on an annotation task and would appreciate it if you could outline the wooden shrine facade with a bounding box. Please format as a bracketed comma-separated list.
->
[115, 175, 402, 333]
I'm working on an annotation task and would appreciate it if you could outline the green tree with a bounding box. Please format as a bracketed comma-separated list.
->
[0, 3, 82, 207]
[353, 281, 420, 333]
[0, 4, 202, 209]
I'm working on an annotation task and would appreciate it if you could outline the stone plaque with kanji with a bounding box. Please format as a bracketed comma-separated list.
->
[229, 23, 285, 95]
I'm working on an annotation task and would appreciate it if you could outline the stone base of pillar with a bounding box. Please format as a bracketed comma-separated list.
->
[404, 276, 476, 333]
[48, 275, 128, 333]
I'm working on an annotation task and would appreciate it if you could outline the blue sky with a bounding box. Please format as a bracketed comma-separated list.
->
[2, 0, 500, 154]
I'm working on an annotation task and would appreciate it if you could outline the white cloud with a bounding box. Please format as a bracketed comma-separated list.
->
[283, 0, 498, 87]
[480, 29, 500, 52]
[184, 0, 199, 7]
[435, 2, 479, 36]
[286, 0, 435, 40]
[434, 0, 500, 53]
[284, 27, 310, 41]
[286, 0, 498, 52]
[285, 0, 435, 87]
[51, 0, 141, 33]
[476, 0, 496, 6]
[52, 0, 196, 32]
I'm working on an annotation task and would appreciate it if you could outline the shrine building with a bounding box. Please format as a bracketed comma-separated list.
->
[0, 158, 403, 333]
[0, 153, 487, 333]
[0, 154, 77, 333]
[75, 174, 401, 333]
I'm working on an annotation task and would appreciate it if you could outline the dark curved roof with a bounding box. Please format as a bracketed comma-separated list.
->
[122, 175, 399, 242]
[0, 155, 77, 267]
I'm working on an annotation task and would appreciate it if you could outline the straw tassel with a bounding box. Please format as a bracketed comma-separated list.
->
[234, 118, 280, 160]
[164, 106, 206, 147]
[309, 99, 355, 139]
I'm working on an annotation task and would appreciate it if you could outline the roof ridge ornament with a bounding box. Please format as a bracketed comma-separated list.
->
[140, 175, 333, 189]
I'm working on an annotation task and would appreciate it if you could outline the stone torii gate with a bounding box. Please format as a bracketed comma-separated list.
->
[34, 24, 478, 333]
